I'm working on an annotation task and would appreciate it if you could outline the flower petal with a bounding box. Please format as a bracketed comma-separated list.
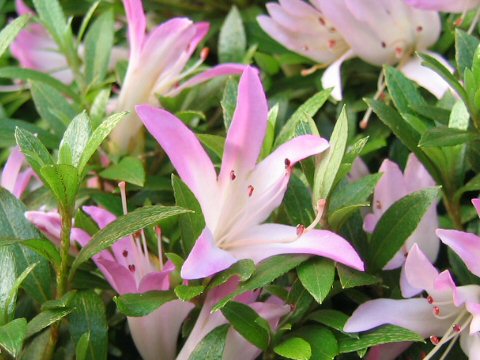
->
[400, 263, 422, 298]
[1, 147, 25, 196]
[123, 0, 146, 60]
[344, 298, 449, 337]
[321, 49, 355, 100]
[437, 228, 480, 278]
[181, 228, 238, 280]
[229, 224, 364, 271]
[95, 257, 136, 294]
[136, 105, 218, 226]
[138, 271, 172, 292]
[405, 0, 480, 12]
[404, 244, 438, 292]
[472, 198, 480, 217]
[218, 67, 268, 183]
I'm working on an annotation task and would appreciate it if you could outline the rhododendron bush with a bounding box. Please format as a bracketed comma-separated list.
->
[1, 0, 480, 359]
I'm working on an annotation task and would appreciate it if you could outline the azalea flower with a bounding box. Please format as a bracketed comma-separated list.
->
[437, 199, 480, 279]
[405, 0, 480, 13]
[136, 67, 364, 280]
[363, 154, 439, 297]
[258, 0, 449, 101]
[1, 146, 35, 198]
[344, 244, 480, 360]
[176, 278, 289, 360]
[108, 0, 246, 154]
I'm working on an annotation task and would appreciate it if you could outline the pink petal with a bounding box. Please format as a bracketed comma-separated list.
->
[136, 105, 218, 226]
[16, 0, 34, 15]
[472, 198, 480, 217]
[123, 0, 146, 60]
[400, 53, 450, 99]
[229, 224, 364, 271]
[405, 0, 480, 12]
[138, 271, 172, 292]
[466, 303, 480, 334]
[25, 210, 62, 243]
[404, 154, 435, 192]
[321, 49, 355, 100]
[404, 244, 438, 292]
[95, 257, 136, 294]
[460, 330, 480, 358]
[1, 147, 25, 196]
[400, 263, 422, 298]
[181, 228, 238, 280]
[128, 300, 194, 360]
[218, 67, 268, 183]
[437, 228, 480, 278]
[13, 168, 35, 198]
[165, 64, 246, 97]
[344, 298, 450, 337]
[366, 342, 412, 360]
[348, 157, 370, 182]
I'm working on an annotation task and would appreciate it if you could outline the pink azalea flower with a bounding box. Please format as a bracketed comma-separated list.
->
[176, 278, 290, 360]
[258, 0, 450, 100]
[405, 0, 480, 13]
[344, 244, 480, 360]
[0, 146, 36, 198]
[108, 0, 246, 154]
[363, 154, 439, 297]
[437, 199, 480, 278]
[136, 67, 364, 280]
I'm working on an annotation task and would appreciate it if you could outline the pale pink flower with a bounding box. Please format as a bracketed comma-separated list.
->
[406, 0, 480, 13]
[1, 146, 35, 198]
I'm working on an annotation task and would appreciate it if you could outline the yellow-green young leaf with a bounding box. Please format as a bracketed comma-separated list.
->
[40, 164, 79, 210]
[221, 301, 271, 350]
[15, 127, 53, 176]
[274, 337, 311, 360]
[58, 112, 92, 167]
[0, 15, 30, 58]
[297, 258, 335, 304]
[218, 6, 246, 63]
[99, 156, 145, 186]
[75, 332, 91, 360]
[456, 29, 479, 77]
[174, 285, 205, 301]
[368, 187, 440, 271]
[71, 206, 190, 274]
[295, 326, 339, 360]
[189, 324, 229, 360]
[114, 291, 177, 317]
[0, 318, 27, 358]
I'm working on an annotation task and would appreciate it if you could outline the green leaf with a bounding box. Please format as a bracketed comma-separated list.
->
[221, 301, 270, 350]
[218, 6, 246, 63]
[58, 112, 92, 167]
[419, 126, 477, 147]
[283, 173, 315, 227]
[71, 205, 190, 275]
[313, 106, 348, 202]
[0, 318, 27, 358]
[260, 104, 279, 159]
[275, 89, 331, 147]
[84, 9, 114, 85]
[189, 324, 229, 360]
[295, 326, 338, 360]
[329, 174, 382, 214]
[32, 0, 67, 46]
[0, 238, 61, 269]
[68, 291, 108, 360]
[455, 29, 479, 77]
[40, 164, 79, 210]
[221, 77, 239, 129]
[30, 82, 77, 134]
[0, 189, 53, 304]
[0, 247, 16, 325]
[197, 134, 225, 159]
[174, 285, 204, 301]
[77, 111, 126, 174]
[99, 156, 145, 187]
[308, 310, 353, 336]
[15, 127, 53, 176]
[297, 258, 335, 304]
[212, 255, 308, 311]
[26, 308, 72, 338]
[274, 337, 311, 360]
[75, 332, 91, 360]
[0, 15, 30, 59]
[338, 325, 424, 354]
[4, 263, 38, 324]
[114, 291, 177, 317]
[207, 259, 256, 290]
[368, 187, 440, 271]
[0, 118, 59, 149]
[336, 264, 380, 289]
[172, 175, 205, 256]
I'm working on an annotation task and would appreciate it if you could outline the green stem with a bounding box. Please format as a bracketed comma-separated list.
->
[444, 194, 463, 230]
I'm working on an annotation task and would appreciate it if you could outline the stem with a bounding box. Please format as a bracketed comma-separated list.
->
[444, 193, 463, 231]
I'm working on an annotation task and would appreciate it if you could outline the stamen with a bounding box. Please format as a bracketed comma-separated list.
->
[230, 170, 236, 181]
[305, 199, 327, 233]
[427, 295, 433, 304]
[318, 17, 326, 26]
[452, 324, 461, 333]
[429, 336, 440, 345]
[296, 224, 305, 236]
[128, 264, 136, 272]
[122, 250, 128, 257]
[394, 46, 404, 58]
[156, 226, 163, 270]
[119, 182, 128, 215]
[433, 306, 440, 316]
[300, 63, 327, 76]
[247, 185, 254, 197]
[200, 47, 210, 61]
[454, 17, 464, 27]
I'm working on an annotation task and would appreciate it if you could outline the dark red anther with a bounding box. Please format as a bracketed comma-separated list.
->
[318, 17, 326, 26]
[427, 295, 433, 304]
[429, 336, 440, 345]
[453, 324, 461, 333]
[381, 41, 386, 48]
[433, 306, 440, 316]
[375, 200, 382, 210]
[247, 185, 254, 197]
[416, 26, 423, 32]
[284, 158, 291, 168]
[122, 250, 128, 257]
[296, 224, 305, 236]
[230, 170, 236, 181]
[128, 264, 136, 272]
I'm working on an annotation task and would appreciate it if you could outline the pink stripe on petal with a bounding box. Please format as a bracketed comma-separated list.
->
[218, 67, 268, 183]
[123, 0, 146, 59]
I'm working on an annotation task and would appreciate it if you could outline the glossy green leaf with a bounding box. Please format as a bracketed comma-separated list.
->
[114, 291, 177, 317]
[40, 164, 79, 210]
[32, 0, 68, 46]
[0, 318, 27, 358]
[75, 332, 91, 360]
[419, 127, 477, 147]
[0, 247, 16, 325]
[58, 112, 92, 167]
[297, 258, 335, 304]
[189, 324, 229, 360]
[384, 66, 426, 116]
[26, 308, 72, 338]
[336, 264, 380, 289]
[99, 156, 145, 187]
[455, 29, 479, 76]
[207, 259, 256, 290]
[218, 6, 246, 63]
[174, 285, 204, 301]
[274, 337, 311, 360]
[308, 310, 353, 336]
[283, 173, 315, 227]
[295, 326, 338, 360]
[221, 76, 239, 129]
[15, 127, 53, 176]
[197, 134, 225, 159]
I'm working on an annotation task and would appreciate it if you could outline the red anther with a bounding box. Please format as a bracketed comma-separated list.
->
[375, 200, 382, 210]
[128, 264, 136, 272]
[429, 336, 440, 345]
[427, 295, 434, 304]
[454, 17, 464, 26]
[328, 39, 336, 49]
[416, 26, 423, 32]
[433, 306, 440, 316]
[230, 170, 236, 181]
[247, 185, 254, 197]
[201, 47, 210, 60]
[122, 250, 128, 257]
[284, 158, 291, 168]
[318, 17, 326, 26]
[453, 324, 462, 333]
[296, 224, 305, 236]
[381, 41, 386, 48]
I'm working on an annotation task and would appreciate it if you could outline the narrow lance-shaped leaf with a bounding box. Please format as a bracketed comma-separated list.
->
[189, 324, 229, 360]
[0, 15, 30, 59]
[15, 127, 53, 176]
[218, 6, 246, 63]
[114, 291, 177, 317]
[0, 318, 27, 358]
[58, 111, 92, 167]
